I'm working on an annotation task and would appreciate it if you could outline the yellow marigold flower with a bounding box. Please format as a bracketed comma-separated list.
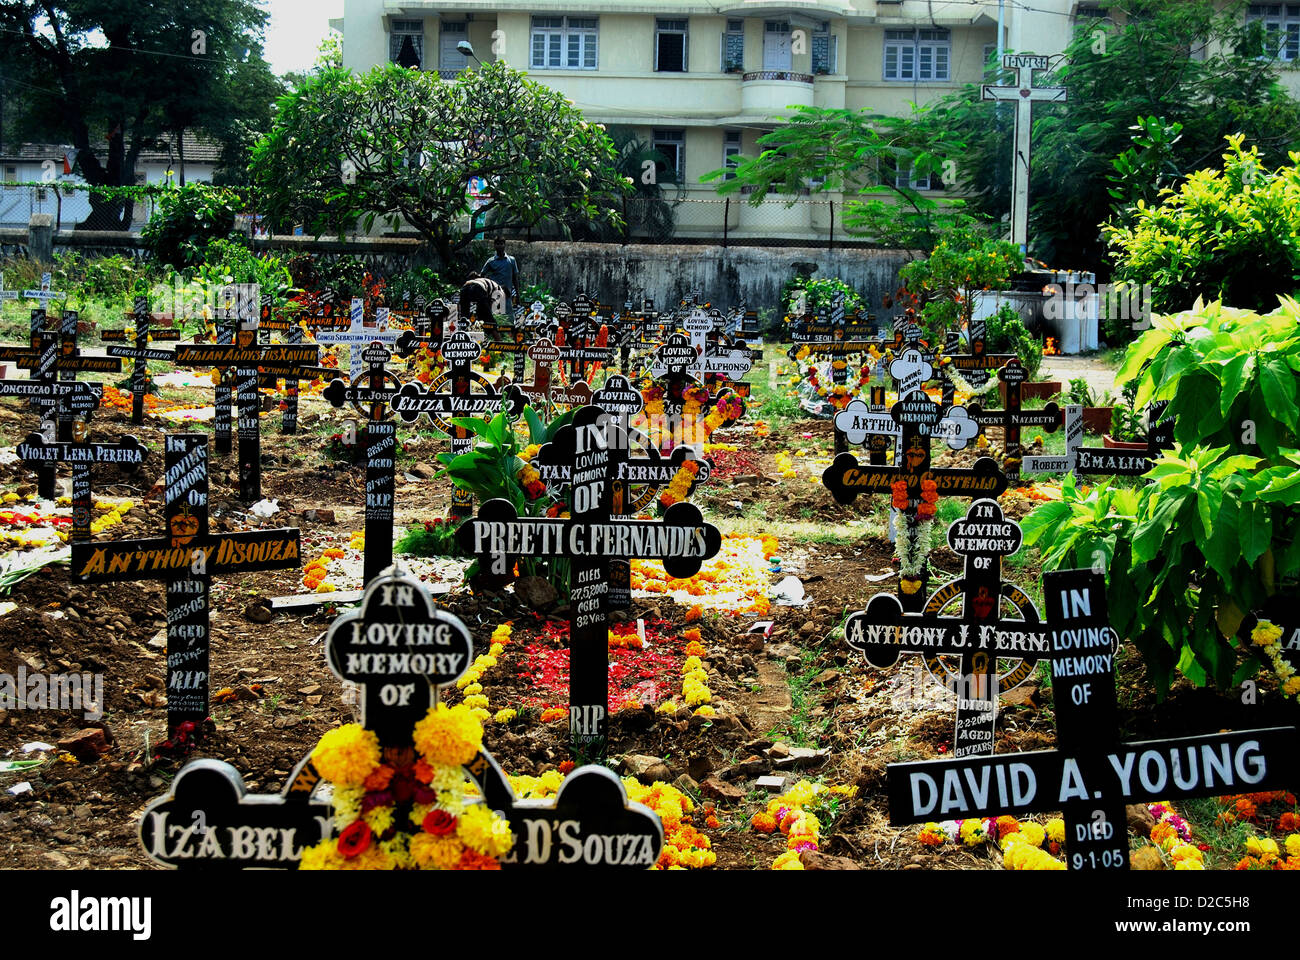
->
[772, 850, 804, 870]
[656, 701, 679, 714]
[413, 703, 484, 767]
[457, 804, 514, 858]
[959, 819, 987, 847]
[462, 694, 490, 710]
[1287, 834, 1300, 858]
[298, 840, 346, 870]
[363, 805, 394, 835]
[1018, 821, 1046, 847]
[682, 656, 703, 673]
[312, 724, 381, 789]
[1173, 858, 1205, 870]
[694, 705, 716, 717]
[1045, 818, 1066, 843]
[493, 708, 517, 723]
[1246, 836, 1280, 859]
[410, 832, 464, 870]
[463, 682, 483, 696]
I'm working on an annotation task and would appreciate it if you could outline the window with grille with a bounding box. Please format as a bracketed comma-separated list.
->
[812, 21, 837, 74]
[724, 130, 742, 180]
[894, 162, 930, 191]
[653, 129, 685, 183]
[656, 19, 688, 71]
[531, 16, 598, 70]
[883, 27, 950, 81]
[1248, 4, 1300, 61]
[390, 18, 424, 70]
[723, 19, 744, 71]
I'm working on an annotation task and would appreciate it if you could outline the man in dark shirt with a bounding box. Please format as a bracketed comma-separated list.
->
[458, 273, 506, 326]
[481, 238, 520, 316]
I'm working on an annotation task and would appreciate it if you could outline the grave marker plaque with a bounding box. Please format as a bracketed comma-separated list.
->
[458, 418, 722, 762]
[71, 434, 301, 740]
[887, 568, 1298, 870]
[15, 432, 146, 542]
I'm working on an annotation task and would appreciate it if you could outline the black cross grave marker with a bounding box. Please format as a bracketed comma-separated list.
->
[175, 287, 319, 501]
[137, 567, 663, 870]
[390, 331, 524, 521]
[823, 389, 1001, 612]
[71, 433, 301, 743]
[845, 499, 1046, 756]
[968, 359, 1062, 482]
[322, 341, 403, 585]
[16, 432, 146, 542]
[512, 338, 593, 413]
[104, 297, 178, 424]
[458, 412, 723, 764]
[886, 568, 1299, 870]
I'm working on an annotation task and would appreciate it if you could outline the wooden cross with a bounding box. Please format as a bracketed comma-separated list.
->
[887, 568, 1298, 870]
[823, 389, 1004, 612]
[512, 338, 593, 414]
[940, 317, 1015, 405]
[968, 359, 1063, 482]
[322, 341, 403, 585]
[175, 286, 319, 501]
[390, 331, 524, 520]
[71, 433, 301, 744]
[846, 499, 1045, 756]
[324, 567, 474, 745]
[1071, 400, 1175, 477]
[981, 55, 1068, 256]
[314, 298, 400, 381]
[104, 297, 178, 424]
[458, 414, 723, 764]
[21, 272, 65, 319]
[16, 432, 146, 542]
[139, 568, 664, 870]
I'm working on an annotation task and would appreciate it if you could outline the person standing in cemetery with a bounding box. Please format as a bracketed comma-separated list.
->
[480, 238, 521, 318]
[458, 272, 507, 325]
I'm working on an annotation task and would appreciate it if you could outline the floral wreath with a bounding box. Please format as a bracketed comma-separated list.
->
[299, 703, 514, 870]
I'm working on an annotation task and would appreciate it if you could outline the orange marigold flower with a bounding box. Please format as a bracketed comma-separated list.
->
[363, 765, 395, 791]
[684, 605, 703, 622]
[751, 812, 777, 833]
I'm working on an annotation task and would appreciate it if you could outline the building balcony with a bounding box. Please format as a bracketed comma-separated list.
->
[740, 72, 815, 118]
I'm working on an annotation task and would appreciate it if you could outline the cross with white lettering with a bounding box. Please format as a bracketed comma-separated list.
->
[71, 433, 301, 746]
[823, 391, 1003, 611]
[458, 413, 723, 764]
[968, 359, 1063, 482]
[16, 432, 146, 542]
[104, 297, 178, 424]
[512, 338, 593, 413]
[314, 298, 400, 381]
[322, 342, 403, 584]
[391, 331, 524, 520]
[175, 285, 319, 501]
[846, 499, 1045, 757]
[324, 567, 474, 745]
[940, 316, 1015, 405]
[981, 55, 1068, 256]
[1070, 400, 1175, 477]
[887, 568, 1298, 870]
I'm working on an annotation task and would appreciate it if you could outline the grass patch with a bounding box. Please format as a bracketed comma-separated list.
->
[766, 646, 832, 749]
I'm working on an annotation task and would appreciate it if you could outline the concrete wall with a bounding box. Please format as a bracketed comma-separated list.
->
[512, 240, 914, 314]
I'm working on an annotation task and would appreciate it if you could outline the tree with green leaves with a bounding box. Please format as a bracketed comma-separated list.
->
[249, 62, 633, 264]
[701, 105, 975, 252]
[0, 0, 279, 227]
[930, 0, 1300, 270]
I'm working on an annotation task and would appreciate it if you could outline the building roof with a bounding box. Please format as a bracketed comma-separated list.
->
[0, 130, 223, 165]
[381, 0, 999, 24]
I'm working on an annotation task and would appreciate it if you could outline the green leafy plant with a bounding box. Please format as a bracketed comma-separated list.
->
[781, 275, 861, 317]
[985, 302, 1043, 381]
[1106, 136, 1300, 313]
[141, 184, 243, 270]
[1108, 380, 1144, 442]
[395, 519, 466, 558]
[899, 230, 1021, 345]
[1022, 299, 1300, 695]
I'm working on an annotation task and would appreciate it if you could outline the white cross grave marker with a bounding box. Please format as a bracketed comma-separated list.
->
[981, 55, 1068, 257]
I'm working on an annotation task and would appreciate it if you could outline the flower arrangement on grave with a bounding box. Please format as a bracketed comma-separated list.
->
[633, 379, 744, 452]
[748, 779, 858, 870]
[1216, 790, 1300, 869]
[802, 356, 874, 412]
[1249, 619, 1300, 699]
[631, 534, 776, 615]
[298, 705, 515, 870]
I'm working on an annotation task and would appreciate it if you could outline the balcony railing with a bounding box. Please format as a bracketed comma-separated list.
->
[742, 71, 814, 83]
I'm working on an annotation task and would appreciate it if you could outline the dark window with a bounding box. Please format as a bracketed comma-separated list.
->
[656, 19, 688, 71]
